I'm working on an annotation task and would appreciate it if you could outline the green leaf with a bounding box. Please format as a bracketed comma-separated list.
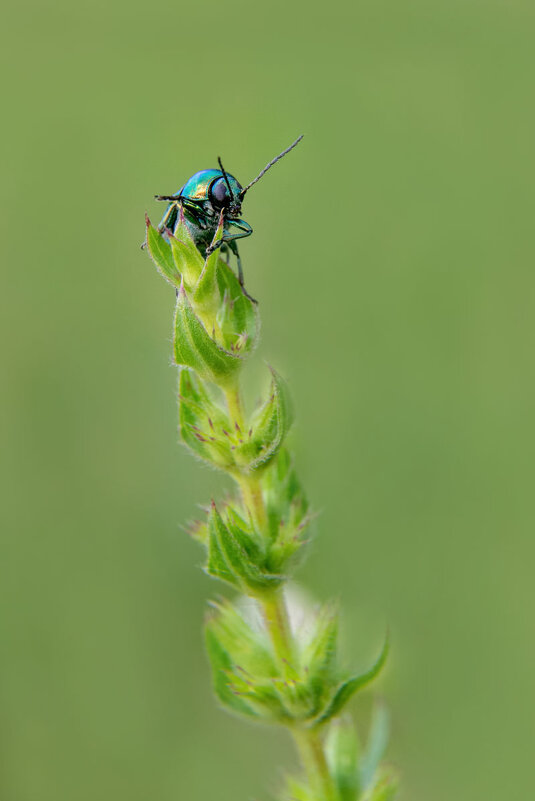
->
[225, 506, 264, 565]
[265, 449, 309, 534]
[216, 260, 259, 356]
[317, 634, 389, 724]
[208, 502, 256, 587]
[266, 523, 309, 577]
[302, 602, 339, 713]
[179, 417, 230, 470]
[361, 769, 398, 801]
[207, 601, 276, 676]
[206, 514, 240, 589]
[204, 625, 259, 719]
[232, 675, 292, 722]
[174, 283, 242, 382]
[167, 206, 204, 289]
[193, 215, 224, 312]
[245, 367, 294, 471]
[360, 703, 390, 791]
[178, 369, 233, 469]
[204, 600, 295, 722]
[263, 449, 311, 575]
[207, 503, 283, 592]
[326, 718, 361, 801]
[145, 216, 181, 287]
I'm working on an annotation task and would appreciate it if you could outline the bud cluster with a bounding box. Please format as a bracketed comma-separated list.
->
[145, 211, 397, 801]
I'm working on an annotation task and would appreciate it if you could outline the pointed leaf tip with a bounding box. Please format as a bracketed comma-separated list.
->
[317, 633, 389, 724]
[245, 366, 294, 472]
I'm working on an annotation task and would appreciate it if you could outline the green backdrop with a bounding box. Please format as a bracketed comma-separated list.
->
[2, 1, 534, 799]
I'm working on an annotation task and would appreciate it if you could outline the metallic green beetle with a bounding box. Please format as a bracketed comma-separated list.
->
[155, 136, 303, 302]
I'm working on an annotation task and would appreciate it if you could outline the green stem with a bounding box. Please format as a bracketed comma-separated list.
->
[224, 382, 245, 431]
[261, 590, 295, 669]
[223, 383, 268, 533]
[238, 473, 268, 532]
[293, 727, 336, 801]
[263, 591, 336, 800]
[225, 379, 336, 801]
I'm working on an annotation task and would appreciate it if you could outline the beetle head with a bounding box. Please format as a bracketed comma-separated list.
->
[210, 157, 243, 218]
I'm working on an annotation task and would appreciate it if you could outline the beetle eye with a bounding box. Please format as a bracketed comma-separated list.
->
[210, 178, 230, 206]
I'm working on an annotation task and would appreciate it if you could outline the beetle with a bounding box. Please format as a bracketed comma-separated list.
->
[154, 135, 303, 303]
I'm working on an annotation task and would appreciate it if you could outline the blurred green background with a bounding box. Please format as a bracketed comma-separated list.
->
[1, 0, 534, 799]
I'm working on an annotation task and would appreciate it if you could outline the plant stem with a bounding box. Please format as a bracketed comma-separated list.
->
[261, 590, 295, 669]
[263, 590, 336, 800]
[224, 382, 245, 431]
[225, 380, 336, 801]
[224, 383, 267, 533]
[238, 472, 268, 531]
[264, 591, 335, 801]
[293, 727, 336, 801]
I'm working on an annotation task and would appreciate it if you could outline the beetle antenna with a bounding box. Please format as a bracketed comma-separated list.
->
[240, 135, 304, 197]
[217, 156, 235, 201]
[155, 194, 179, 201]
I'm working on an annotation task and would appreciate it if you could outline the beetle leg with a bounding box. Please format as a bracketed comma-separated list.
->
[230, 241, 257, 304]
[221, 243, 231, 266]
[205, 222, 257, 303]
[158, 201, 179, 235]
[235, 246, 245, 288]
[205, 239, 225, 256]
